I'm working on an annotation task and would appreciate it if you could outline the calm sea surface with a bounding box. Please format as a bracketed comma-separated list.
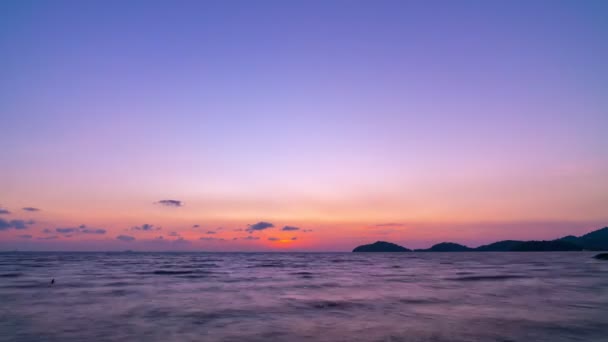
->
[1, 252, 607, 342]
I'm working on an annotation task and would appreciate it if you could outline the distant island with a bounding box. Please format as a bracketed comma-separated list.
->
[353, 226, 608, 252]
[594, 253, 608, 260]
[352, 241, 411, 252]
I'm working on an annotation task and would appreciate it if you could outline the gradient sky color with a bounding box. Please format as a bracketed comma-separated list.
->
[1, 0, 607, 251]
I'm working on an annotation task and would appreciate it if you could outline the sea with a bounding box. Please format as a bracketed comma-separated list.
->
[1, 252, 607, 342]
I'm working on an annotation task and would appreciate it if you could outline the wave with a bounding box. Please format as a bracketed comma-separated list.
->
[286, 271, 314, 279]
[0, 273, 23, 277]
[152, 270, 195, 275]
[399, 298, 445, 304]
[448, 275, 530, 281]
[248, 263, 285, 268]
[306, 299, 370, 310]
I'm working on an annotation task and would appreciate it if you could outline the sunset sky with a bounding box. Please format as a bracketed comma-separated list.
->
[1, 1, 607, 251]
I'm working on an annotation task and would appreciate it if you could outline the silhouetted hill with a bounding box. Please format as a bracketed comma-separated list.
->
[577, 227, 608, 250]
[475, 240, 524, 251]
[416, 242, 472, 252]
[557, 227, 608, 251]
[558, 235, 579, 243]
[352, 226, 608, 252]
[510, 240, 582, 252]
[352, 241, 411, 252]
[594, 253, 608, 260]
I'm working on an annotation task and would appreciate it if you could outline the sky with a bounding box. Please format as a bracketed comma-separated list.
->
[1, 0, 607, 251]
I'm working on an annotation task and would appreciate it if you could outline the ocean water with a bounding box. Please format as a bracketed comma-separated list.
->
[1, 252, 607, 342]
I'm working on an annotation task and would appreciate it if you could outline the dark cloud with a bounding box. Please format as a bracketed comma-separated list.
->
[242, 236, 260, 240]
[56, 228, 78, 233]
[291, 237, 298, 240]
[246, 221, 274, 233]
[38, 236, 58, 240]
[375, 223, 404, 227]
[132, 223, 156, 231]
[0, 219, 35, 230]
[156, 200, 183, 207]
[281, 226, 300, 231]
[0, 219, 10, 230]
[81, 228, 106, 234]
[49, 225, 106, 235]
[116, 235, 135, 242]
[206, 231, 216, 234]
[200, 237, 226, 242]
[12, 220, 32, 229]
[174, 237, 189, 244]
[155, 236, 164, 240]
[303, 229, 313, 233]
[77, 225, 106, 234]
[22, 207, 41, 212]
[192, 224, 200, 228]
[168, 231, 179, 237]
[18, 234, 32, 239]
[0, 208, 10, 215]
[233, 228, 244, 232]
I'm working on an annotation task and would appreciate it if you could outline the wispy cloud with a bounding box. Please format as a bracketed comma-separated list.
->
[0, 208, 10, 215]
[205, 231, 216, 234]
[281, 226, 300, 231]
[56, 228, 78, 233]
[375, 223, 405, 227]
[131, 223, 158, 231]
[156, 200, 183, 207]
[246, 221, 274, 233]
[192, 224, 200, 228]
[199, 237, 226, 242]
[22, 207, 41, 212]
[241, 236, 260, 240]
[38, 236, 58, 240]
[269, 236, 297, 241]
[116, 235, 135, 242]
[81, 228, 106, 234]
[18, 234, 32, 239]
[50, 225, 106, 235]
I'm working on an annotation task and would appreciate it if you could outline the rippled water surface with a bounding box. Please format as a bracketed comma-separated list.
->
[1, 252, 607, 341]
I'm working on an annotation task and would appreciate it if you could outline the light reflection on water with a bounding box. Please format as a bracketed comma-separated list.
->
[1, 252, 607, 341]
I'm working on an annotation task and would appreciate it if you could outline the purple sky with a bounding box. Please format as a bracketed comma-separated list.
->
[0, 1, 607, 251]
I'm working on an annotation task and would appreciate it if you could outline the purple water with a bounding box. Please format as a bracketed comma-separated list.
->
[1, 252, 607, 341]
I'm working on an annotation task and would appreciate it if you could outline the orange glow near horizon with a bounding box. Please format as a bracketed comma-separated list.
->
[0, 201, 605, 251]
